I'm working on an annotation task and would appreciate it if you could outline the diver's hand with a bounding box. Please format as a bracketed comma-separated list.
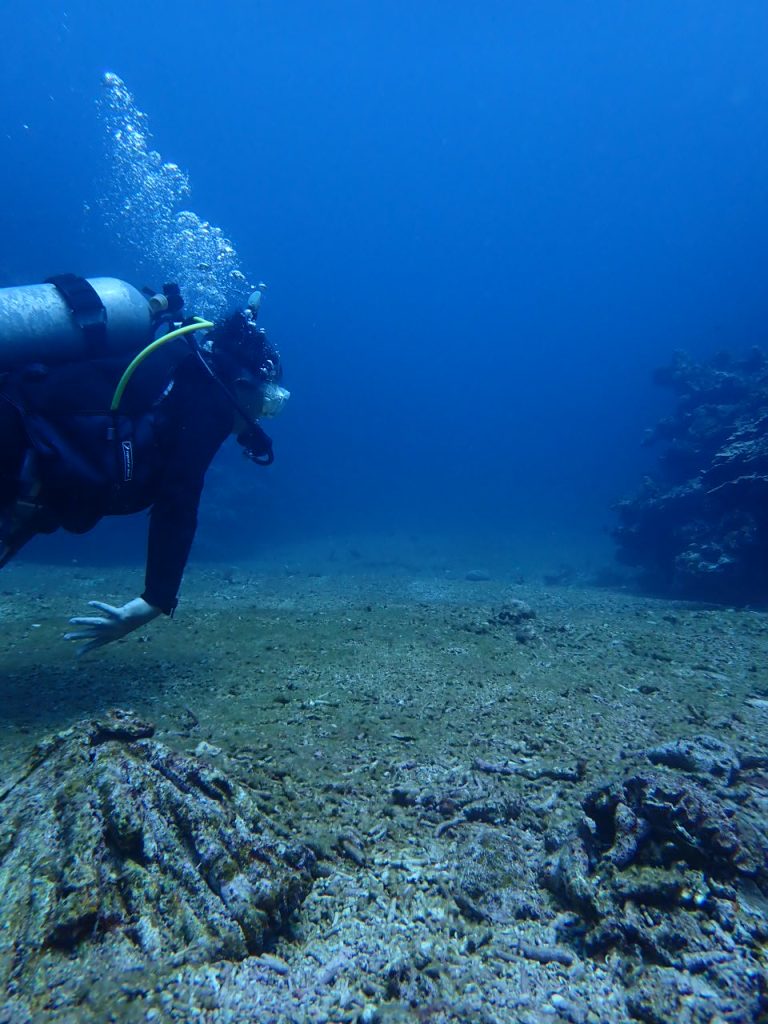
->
[64, 597, 162, 655]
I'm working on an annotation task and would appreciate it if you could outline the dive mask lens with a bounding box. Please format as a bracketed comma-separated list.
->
[260, 384, 290, 417]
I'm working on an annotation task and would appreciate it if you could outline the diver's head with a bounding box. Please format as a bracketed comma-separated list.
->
[208, 308, 281, 383]
[207, 306, 289, 418]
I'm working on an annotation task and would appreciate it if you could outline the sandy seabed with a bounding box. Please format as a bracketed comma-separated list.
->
[1, 539, 767, 1024]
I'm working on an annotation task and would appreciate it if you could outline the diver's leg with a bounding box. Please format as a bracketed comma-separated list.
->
[0, 397, 27, 507]
[0, 478, 60, 569]
[0, 400, 58, 568]
[0, 513, 42, 569]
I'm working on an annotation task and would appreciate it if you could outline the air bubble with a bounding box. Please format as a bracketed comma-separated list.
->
[97, 73, 255, 319]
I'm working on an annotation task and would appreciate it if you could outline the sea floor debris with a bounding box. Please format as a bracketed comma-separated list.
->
[0, 556, 767, 1022]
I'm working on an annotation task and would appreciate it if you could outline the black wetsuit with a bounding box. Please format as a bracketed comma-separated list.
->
[0, 349, 234, 614]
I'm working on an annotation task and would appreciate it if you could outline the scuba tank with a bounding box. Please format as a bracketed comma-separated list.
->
[0, 275, 166, 372]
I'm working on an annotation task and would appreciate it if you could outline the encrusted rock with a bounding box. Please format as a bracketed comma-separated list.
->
[464, 569, 491, 581]
[491, 599, 536, 626]
[646, 734, 741, 783]
[613, 347, 768, 602]
[584, 770, 746, 876]
[452, 824, 545, 924]
[541, 759, 768, 1024]
[625, 962, 768, 1024]
[0, 709, 315, 1016]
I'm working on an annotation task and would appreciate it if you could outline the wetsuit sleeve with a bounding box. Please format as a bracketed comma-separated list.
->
[141, 369, 233, 614]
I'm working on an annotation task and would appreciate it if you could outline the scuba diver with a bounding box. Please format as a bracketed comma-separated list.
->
[0, 274, 289, 653]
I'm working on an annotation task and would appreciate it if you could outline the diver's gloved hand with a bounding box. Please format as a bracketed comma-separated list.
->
[64, 597, 162, 655]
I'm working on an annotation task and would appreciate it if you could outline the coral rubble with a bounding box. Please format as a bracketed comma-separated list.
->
[542, 734, 768, 1023]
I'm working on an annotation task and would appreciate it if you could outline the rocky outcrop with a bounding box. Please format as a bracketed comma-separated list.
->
[613, 348, 768, 603]
[0, 710, 315, 1019]
[541, 734, 768, 1023]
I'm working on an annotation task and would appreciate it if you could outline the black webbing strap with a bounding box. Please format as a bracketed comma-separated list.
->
[46, 274, 107, 354]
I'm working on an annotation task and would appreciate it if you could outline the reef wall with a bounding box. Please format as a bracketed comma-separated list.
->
[613, 348, 768, 604]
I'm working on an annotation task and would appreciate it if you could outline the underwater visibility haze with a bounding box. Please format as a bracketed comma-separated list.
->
[2, 0, 767, 573]
[2, 4, 768, 1023]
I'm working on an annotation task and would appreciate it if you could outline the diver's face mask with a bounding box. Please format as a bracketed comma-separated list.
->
[234, 372, 290, 418]
[260, 382, 291, 417]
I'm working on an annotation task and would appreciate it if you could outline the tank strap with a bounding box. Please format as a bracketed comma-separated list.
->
[46, 274, 107, 354]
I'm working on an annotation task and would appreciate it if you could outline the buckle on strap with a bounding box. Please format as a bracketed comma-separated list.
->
[46, 274, 107, 354]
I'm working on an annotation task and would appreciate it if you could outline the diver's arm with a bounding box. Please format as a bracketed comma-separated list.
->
[143, 364, 234, 614]
[142, 484, 203, 615]
[64, 597, 161, 655]
[62, 431, 220, 653]
[62, 362, 231, 655]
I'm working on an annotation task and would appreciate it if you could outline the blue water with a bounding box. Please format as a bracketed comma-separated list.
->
[2, 1, 768, 574]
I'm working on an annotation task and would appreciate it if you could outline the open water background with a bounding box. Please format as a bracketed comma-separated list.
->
[2, 1, 768, 573]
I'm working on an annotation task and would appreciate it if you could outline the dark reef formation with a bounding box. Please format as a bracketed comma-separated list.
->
[542, 733, 768, 1024]
[613, 347, 768, 603]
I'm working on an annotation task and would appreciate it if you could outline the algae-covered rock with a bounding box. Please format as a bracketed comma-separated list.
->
[646, 733, 741, 783]
[613, 348, 768, 603]
[452, 824, 545, 924]
[0, 709, 315, 1016]
[541, 760, 768, 1023]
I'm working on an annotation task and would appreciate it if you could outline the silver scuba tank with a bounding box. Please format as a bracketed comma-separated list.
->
[0, 276, 156, 371]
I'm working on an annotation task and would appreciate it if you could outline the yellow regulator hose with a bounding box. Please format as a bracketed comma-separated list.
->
[110, 317, 214, 412]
